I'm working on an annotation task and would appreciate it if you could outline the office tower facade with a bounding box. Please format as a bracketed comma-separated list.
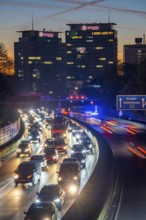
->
[14, 30, 66, 96]
[124, 37, 146, 64]
[65, 23, 117, 95]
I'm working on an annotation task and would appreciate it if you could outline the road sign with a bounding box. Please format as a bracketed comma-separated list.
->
[116, 95, 146, 110]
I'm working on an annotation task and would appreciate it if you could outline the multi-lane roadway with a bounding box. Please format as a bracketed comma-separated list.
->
[0, 120, 96, 220]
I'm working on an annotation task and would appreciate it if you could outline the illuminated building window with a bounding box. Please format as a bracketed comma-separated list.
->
[75, 87, 79, 90]
[32, 74, 36, 78]
[92, 32, 101, 35]
[67, 51, 72, 54]
[44, 61, 53, 64]
[67, 43, 72, 46]
[86, 39, 93, 42]
[77, 47, 86, 54]
[67, 76, 72, 79]
[96, 65, 103, 68]
[99, 58, 106, 60]
[89, 76, 93, 79]
[28, 56, 41, 60]
[56, 57, 62, 60]
[108, 61, 114, 64]
[67, 62, 74, 64]
[18, 53, 21, 56]
[21, 57, 23, 60]
[71, 36, 82, 39]
[77, 65, 85, 68]
[28, 61, 32, 64]
[108, 39, 113, 42]
[95, 47, 103, 50]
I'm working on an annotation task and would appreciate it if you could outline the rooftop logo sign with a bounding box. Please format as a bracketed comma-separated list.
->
[117, 95, 146, 110]
[39, 32, 54, 37]
[81, 25, 99, 31]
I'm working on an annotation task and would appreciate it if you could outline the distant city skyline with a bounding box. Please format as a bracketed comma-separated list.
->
[0, 0, 146, 61]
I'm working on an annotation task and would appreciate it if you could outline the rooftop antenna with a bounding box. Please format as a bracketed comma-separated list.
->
[32, 14, 34, 30]
[108, 7, 111, 23]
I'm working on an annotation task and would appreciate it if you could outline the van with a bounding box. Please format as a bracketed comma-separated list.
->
[14, 161, 41, 187]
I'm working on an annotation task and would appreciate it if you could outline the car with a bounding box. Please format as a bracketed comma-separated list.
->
[36, 184, 65, 211]
[71, 152, 86, 168]
[43, 138, 54, 148]
[57, 162, 80, 196]
[28, 130, 41, 143]
[14, 161, 41, 187]
[54, 138, 67, 154]
[57, 161, 81, 185]
[71, 144, 86, 157]
[16, 141, 32, 157]
[75, 131, 88, 141]
[79, 137, 94, 153]
[43, 147, 59, 163]
[30, 155, 47, 170]
[24, 202, 58, 220]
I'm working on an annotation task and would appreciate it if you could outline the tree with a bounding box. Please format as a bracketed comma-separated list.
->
[0, 42, 14, 75]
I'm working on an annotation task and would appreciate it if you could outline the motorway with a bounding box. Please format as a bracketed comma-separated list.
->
[77, 115, 146, 220]
[1, 115, 146, 220]
[0, 122, 96, 220]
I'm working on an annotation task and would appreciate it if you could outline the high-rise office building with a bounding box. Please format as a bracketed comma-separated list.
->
[65, 23, 117, 94]
[124, 37, 146, 64]
[14, 30, 66, 96]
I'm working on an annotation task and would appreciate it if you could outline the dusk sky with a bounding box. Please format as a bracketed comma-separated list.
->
[0, 0, 146, 61]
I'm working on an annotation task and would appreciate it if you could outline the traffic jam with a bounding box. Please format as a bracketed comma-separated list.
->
[15, 108, 95, 220]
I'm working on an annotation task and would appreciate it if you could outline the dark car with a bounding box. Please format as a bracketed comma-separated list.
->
[54, 138, 67, 154]
[71, 152, 86, 168]
[43, 138, 55, 148]
[57, 162, 81, 185]
[71, 144, 86, 157]
[36, 184, 65, 211]
[57, 162, 80, 195]
[28, 131, 41, 143]
[43, 147, 59, 163]
[30, 155, 47, 170]
[14, 161, 41, 187]
[79, 137, 94, 153]
[24, 202, 58, 220]
[75, 131, 88, 141]
[16, 141, 32, 157]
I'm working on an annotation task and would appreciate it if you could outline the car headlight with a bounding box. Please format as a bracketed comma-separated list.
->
[58, 177, 62, 181]
[54, 198, 60, 203]
[82, 150, 86, 153]
[74, 176, 77, 180]
[14, 174, 19, 179]
[53, 156, 56, 159]
[81, 160, 85, 163]
[69, 185, 77, 194]
[76, 135, 80, 139]
[63, 146, 67, 149]
[89, 144, 92, 148]
[71, 150, 74, 153]
[37, 135, 40, 138]
[28, 136, 32, 139]
[36, 199, 41, 203]
[17, 149, 21, 152]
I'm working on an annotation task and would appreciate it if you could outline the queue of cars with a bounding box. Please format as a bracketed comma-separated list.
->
[16, 110, 95, 219]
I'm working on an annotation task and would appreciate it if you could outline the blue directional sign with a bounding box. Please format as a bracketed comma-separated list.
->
[116, 95, 146, 110]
